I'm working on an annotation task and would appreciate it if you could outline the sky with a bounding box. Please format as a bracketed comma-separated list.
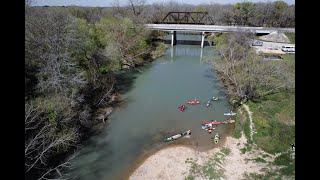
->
[32, 0, 295, 7]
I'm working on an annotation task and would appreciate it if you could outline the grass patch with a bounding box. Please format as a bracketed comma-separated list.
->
[220, 147, 231, 156]
[185, 148, 229, 179]
[273, 153, 292, 166]
[284, 33, 295, 44]
[273, 152, 295, 177]
[233, 109, 244, 139]
[280, 54, 295, 62]
[279, 163, 295, 176]
[243, 171, 280, 180]
[247, 91, 295, 154]
[253, 157, 267, 163]
[240, 143, 253, 154]
[240, 147, 246, 154]
[244, 109, 252, 143]
[185, 175, 194, 180]
[243, 172, 263, 179]
[185, 158, 201, 175]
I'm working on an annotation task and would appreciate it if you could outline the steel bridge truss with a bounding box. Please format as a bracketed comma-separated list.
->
[159, 12, 214, 25]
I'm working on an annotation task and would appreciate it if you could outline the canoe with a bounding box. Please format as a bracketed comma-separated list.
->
[187, 101, 200, 105]
[163, 130, 191, 142]
[224, 112, 236, 116]
[213, 133, 220, 144]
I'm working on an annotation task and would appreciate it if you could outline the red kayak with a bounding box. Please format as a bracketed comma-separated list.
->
[212, 121, 224, 125]
[187, 101, 200, 105]
[180, 105, 186, 112]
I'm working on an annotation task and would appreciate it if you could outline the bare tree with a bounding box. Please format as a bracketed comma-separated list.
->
[111, 0, 127, 18]
[128, 0, 146, 17]
[25, 8, 86, 95]
[25, 101, 79, 179]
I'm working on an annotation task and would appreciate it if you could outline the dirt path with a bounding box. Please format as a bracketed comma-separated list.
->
[242, 104, 254, 142]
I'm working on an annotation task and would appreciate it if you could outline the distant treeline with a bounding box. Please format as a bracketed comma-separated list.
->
[38, 0, 294, 27]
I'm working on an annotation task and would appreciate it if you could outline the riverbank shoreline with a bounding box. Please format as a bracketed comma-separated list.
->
[129, 133, 268, 180]
[88, 42, 169, 134]
[128, 103, 275, 180]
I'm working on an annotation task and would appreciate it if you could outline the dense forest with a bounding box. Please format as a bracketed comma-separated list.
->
[114, 0, 295, 27]
[25, 2, 166, 180]
[25, 0, 294, 179]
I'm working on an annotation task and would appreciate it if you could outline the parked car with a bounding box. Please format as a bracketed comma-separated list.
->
[281, 45, 295, 53]
[252, 40, 263, 46]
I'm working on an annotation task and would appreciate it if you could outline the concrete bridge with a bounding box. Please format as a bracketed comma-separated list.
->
[145, 24, 295, 47]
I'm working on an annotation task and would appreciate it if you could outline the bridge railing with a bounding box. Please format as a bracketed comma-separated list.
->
[144, 24, 295, 33]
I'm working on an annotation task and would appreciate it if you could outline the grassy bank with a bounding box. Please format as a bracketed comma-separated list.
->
[247, 91, 295, 154]
[232, 109, 243, 139]
[284, 33, 295, 44]
[185, 147, 231, 180]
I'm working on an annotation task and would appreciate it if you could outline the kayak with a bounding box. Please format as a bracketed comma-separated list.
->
[212, 121, 224, 125]
[224, 112, 236, 116]
[201, 125, 215, 133]
[212, 97, 219, 101]
[180, 106, 186, 112]
[206, 100, 211, 107]
[201, 123, 215, 129]
[163, 130, 191, 142]
[187, 101, 200, 105]
[213, 133, 220, 144]
[208, 127, 214, 134]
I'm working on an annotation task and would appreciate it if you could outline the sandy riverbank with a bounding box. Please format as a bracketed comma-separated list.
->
[129, 132, 272, 180]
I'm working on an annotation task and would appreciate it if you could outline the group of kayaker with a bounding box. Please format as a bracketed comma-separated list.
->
[175, 96, 235, 144]
[179, 97, 220, 112]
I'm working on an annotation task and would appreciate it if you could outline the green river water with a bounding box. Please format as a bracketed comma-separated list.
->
[71, 35, 233, 180]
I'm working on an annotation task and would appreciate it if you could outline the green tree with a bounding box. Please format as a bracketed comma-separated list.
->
[272, 1, 288, 27]
[232, 2, 255, 26]
[95, 17, 151, 72]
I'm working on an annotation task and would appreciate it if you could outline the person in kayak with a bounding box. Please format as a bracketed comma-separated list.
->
[179, 105, 186, 111]
[211, 120, 217, 126]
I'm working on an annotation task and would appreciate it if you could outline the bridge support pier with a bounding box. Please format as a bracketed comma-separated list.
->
[171, 31, 176, 46]
[201, 31, 205, 48]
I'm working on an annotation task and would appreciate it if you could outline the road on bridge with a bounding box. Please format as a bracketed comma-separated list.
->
[145, 24, 295, 34]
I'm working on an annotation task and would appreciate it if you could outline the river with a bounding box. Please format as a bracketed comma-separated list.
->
[71, 34, 232, 180]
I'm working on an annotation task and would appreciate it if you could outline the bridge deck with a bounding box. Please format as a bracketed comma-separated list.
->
[145, 24, 295, 33]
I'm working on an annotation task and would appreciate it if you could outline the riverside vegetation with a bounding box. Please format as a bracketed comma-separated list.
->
[205, 32, 295, 178]
[25, 5, 167, 180]
[25, 0, 294, 179]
